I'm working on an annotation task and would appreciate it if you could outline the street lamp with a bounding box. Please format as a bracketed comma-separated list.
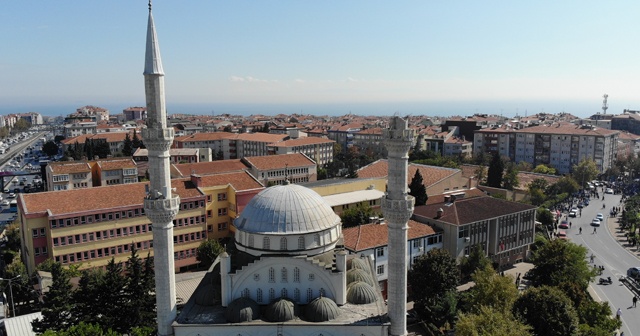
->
[0, 275, 21, 317]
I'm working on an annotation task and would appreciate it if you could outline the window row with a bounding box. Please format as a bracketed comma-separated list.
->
[55, 240, 152, 264]
[173, 230, 206, 244]
[32, 228, 46, 238]
[34, 246, 48, 256]
[241, 287, 326, 304]
[53, 224, 152, 246]
[173, 215, 206, 228]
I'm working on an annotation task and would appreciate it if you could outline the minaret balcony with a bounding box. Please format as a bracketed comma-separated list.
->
[144, 194, 181, 224]
[142, 128, 175, 152]
[381, 196, 415, 226]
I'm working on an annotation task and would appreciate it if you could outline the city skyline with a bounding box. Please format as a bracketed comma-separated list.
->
[2, 1, 639, 118]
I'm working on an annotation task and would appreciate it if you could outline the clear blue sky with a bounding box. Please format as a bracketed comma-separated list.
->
[2, 1, 639, 117]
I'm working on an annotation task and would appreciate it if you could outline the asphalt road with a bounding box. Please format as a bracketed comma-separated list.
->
[567, 191, 637, 335]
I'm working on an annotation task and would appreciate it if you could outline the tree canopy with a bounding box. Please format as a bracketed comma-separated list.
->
[196, 238, 225, 268]
[528, 238, 595, 288]
[572, 159, 599, 187]
[408, 169, 428, 206]
[486, 153, 504, 188]
[456, 306, 532, 336]
[513, 286, 579, 336]
[42, 141, 59, 157]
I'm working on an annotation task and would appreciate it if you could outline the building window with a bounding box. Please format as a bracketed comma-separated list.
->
[269, 288, 275, 302]
[294, 288, 300, 302]
[217, 193, 227, 201]
[376, 247, 384, 257]
[293, 267, 300, 283]
[218, 208, 227, 216]
[298, 236, 305, 249]
[256, 288, 263, 303]
[269, 267, 275, 282]
[242, 288, 250, 298]
[263, 237, 270, 250]
[377, 265, 385, 275]
[314, 234, 320, 247]
[413, 240, 422, 248]
[280, 237, 287, 250]
[281, 288, 288, 299]
[32, 229, 38, 238]
[248, 235, 254, 247]
[306, 288, 313, 303]
[281, 267, 288, 282]
[218, 222, 227, 231]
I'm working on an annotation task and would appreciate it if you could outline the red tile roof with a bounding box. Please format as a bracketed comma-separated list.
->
[272, 137, 335, 147]
[199, 171, 264, 191]
[97, 158, 136, 170]
[243, 153, 316, 170]
[171, 160, 248, 177]
[413, 196, 536, 226]
[343, 220, 438, 251]
[357, 160, 459, 186]
[48, 162, 92, 174]
[174, 132, 234, 142]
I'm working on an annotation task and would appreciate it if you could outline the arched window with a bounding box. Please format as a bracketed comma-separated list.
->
[293, 267, 300, 283]
[280, 237, 287, 250]
[256, 288, 263, 303]
[269, 288, 275, 302]
[268, 267, 275, 283]
[298, 236, 305, 249]
[294, 288, 300, 302]
[314, 234, 320, 247]
[306, 288, 313, 303]
[263, 236, 270, 250]
[281, 288, 288, 299]
[238, 231, 244, 244]
[248, 234, 254, 247]
[242, 288, 250, 298]
[281, 267, 288, 282]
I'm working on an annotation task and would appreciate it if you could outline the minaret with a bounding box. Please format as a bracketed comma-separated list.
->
[381, 116, 415, 336]
[141, 2, 180, 336]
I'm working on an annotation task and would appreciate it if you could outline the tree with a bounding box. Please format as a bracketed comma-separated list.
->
[3, 258, 34, 315]
[260, 123, 270, 133]
[536, 207, 554, 228]
[339, 204, 379, 227]
[223, 125, 233, 133]
[577, 300, 621, 335]
[501, 162, 519, 190]
[474, 165, 487, 185]
[572, 159, 599, 187]
[408, 248, 459, 331]
[216, 149, 224, 160]
[461, 265, 519, 314]
[122, 133, 133, 156]
[408, 169, 428, 206]
[513, 286, 579, 336]
[43, 141, 59, 158]
[121, 248, 156, 333]
[533, 164, 556, 175]
[456, 306, 532, 336]
[131, 130, 142, 150]
[13, 118, 31, 131]
[486, 153, 504, 188]
[54, 135, 66, 144]
[72, 268, 107, 327]
[32, 263, 74, 333]
[93, 139, 111, 159]
[527, 239, 595, 288]
[459, 244, 492, 281]
[40, 322, 120, 336]
[196, 239, 225, 268]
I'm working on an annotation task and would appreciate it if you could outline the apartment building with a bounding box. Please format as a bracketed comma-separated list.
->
[242, 153, 317, 186]
[133, 148, 201, 164]
[60, 132, 133, 156]
[92, 158, 138, 186]
[413, 195, 537, 268]
[228, 133, 289, 159]
[327, 123, 362, 151]
[269, 137, 335, 166]
[443, 136, 473, 158]
[473, 125, 514, 158]
[173, 132, 233, 159]
[64, 121, 98, 138]
[46, 162, 93, 191]
[123, 107, 147, 121]
[352, 128, 384, 156]
[342, 220, 443, 298]
[170, 160, 248, 178]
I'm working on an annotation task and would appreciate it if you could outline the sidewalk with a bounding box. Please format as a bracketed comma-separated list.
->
[606, 213, 640, 260]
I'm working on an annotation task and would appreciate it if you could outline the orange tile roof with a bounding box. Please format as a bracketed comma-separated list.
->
[48, 162, 92, 174]
[174, 132, 234, 142]
[272, 137, 335, 147]
[514, 123, 619, 136]
[98, 158, 136, 170]
[232, 133, 289, 143]
[61, 132, 132, 145]
[413, 196, 536, 226]
[357, 160, 459, 187]
[20, 179, 202, 217]
[243, 153, 316, 170]
[343, 220, 438, 251]
[172, 160, 247, 177]
[199, 171, 264, 191]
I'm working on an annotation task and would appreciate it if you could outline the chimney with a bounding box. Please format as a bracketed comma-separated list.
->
[444, 195, 450, 203]
[436, 208, 444, 219]
[190, 174, 202, 188]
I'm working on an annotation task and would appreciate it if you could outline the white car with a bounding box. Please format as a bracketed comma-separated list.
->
[7, 193, 16, 199]
[591, 219, 601, 227]
[596, 213, 604, 221]
[605, 188, 614, 194]
[1, 200, 9, 207]
[569, 210, 577, 218]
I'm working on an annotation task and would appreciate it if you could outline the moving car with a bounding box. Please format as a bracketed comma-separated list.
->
[569, 210, 577, 218]
[605, 188, 614, 194]
[559, 221, 570, 229]
[558, 231, 568, 240]
[628, 267, 640, 280]
[1, 200, 9, 207]
[596, 213, 604, 221]
[591, 218, 601, 227]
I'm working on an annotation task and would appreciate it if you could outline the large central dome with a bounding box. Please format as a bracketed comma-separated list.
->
[235, 184, 340, 234]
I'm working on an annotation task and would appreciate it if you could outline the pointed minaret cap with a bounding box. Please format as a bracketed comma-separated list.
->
[144, 0, 164, 75]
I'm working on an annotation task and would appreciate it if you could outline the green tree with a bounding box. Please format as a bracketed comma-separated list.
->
[462, 265, 519, 314]
[132, 130, 142, 150]
[456, 306, 532, 336]
[408, 248, 459, 331]
[572, 159, 599, 187]
[196, 239, 225, 268]
[474, 165, 487, 185]
[13, 118, 31, 131]
[533, 164, 556, 175]
[501, 162, 519, 190]
[408, 169, 428, 206]
[32, 263, 74, 333]
[528, 239, 595, 288]
[4, 223, 21, 252]
[486, 153, 504, 188]
[93, 139, 111, 158]
[577, 300, 621, 335]
[3, 258, 34, 315]
[54, 135, 66, 144]
[513, 286, 579, 336]
[43, 141, 59, 157]
[536, 207, 554, 228]
[317, 167, 328, 180]
[122, 133, 133, 156]
[547, 176, 579, 196]
[459, 244, 492, 281]
[121, 248, 156, 333]
[339, 204, 378, 227]
[40, 322, 120, 336]
[72, 268, 107, 327]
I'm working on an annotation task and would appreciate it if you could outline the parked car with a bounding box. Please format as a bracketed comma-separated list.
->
[605, 188, 614, 194]
[596, 213, 604, 221]
[559, 221, 570, 229]
[628, 267, 640, 280]
[591, 219, 601, 227]
[558, 231, 568, 240]
[569, 210, 577, 218]
[1, 200, 9, 207]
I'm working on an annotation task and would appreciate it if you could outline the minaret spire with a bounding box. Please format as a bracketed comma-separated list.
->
[141, 3, 180, 336]
[381, 116, 415, 336]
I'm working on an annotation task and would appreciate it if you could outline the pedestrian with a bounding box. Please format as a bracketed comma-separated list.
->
[570, 221, 572, 228]
[593, 227, 597, 234]
[616, 307, 622, 320]
[579, 227, 582, 234]
[620, 331, 625, 336]
[633, 296, 637, 308]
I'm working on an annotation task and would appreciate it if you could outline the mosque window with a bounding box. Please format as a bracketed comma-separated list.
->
[263, 237, 270, 249]
[314, 234, 320, 246]
[269, 268, 275, 282]
[281, 267, 288, 282]
[248, 235, 254, 247]
[298, 236, 305, 249]
[242, 288, 250, 298]
[306, 288, 313, 303]
[281, 288, 288, 298]
[319, 288, 326, 297]
[293, 267, 300, 282]
[280, 237, 288, 250]
[294, 288, 300, 302]
[269, 288, 275, 302]
[256, 288, 263, 303]
[254, 274, 260, 281]
[308, 273, 315, 281]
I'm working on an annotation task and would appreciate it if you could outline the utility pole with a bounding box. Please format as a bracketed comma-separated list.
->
[0, 275, 21, 317]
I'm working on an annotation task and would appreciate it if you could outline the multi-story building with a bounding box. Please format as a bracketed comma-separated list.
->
[473, 125, 514, 158]
[75, 105, 110, 122]
[352, 128, 384, 156]
[242, 153, 317, 186]
[92, 158, 138, 186]
[617, 131, 640, 158]
[60, 132, 133, 156]
[18, 112, 44, 125]
[269, 137, 335, 166]
[46, 162, 93, 191]
[173, 132, 234, 159]
[342, 220, 442, 298]
[327, 123, 362, 151]
[123, 107, 147, 121]
[513, 123, 619, 174]
[64, 121, 98, 138]
[170, 160, 248, 178]
[443, 136, 473, 158]
[227, 133, 289, 159]
[413, 194, 537, 268]
[133, 148, 201, 164]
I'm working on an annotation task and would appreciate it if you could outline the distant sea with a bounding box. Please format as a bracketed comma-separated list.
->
[0, 100, 627, 119]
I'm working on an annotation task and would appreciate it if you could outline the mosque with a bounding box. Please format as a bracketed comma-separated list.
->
[142, 3, 415, 336]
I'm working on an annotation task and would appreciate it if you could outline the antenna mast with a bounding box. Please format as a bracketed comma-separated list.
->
[602, 94, 609, 115]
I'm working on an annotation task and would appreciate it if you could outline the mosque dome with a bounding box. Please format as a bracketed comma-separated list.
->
[347, 257, 370, 271]
[346, 268, 376, 287]
[234, 184, 343, 256]
[265, 298, 298, 322]
[305, 296, 341, 322]
[225, 297, 260, 323]
[346, 281, 378, 304]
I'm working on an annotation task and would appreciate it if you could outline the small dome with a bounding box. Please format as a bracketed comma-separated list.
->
[265, 298, 297, 322]
[305, 296, 341, 322]
[347, 257, 369, 271]
[347, 268, 375, 287]
[347, 281, 378, 304]
[225, 297, 260, 323]
[235, 184, 340, 234]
